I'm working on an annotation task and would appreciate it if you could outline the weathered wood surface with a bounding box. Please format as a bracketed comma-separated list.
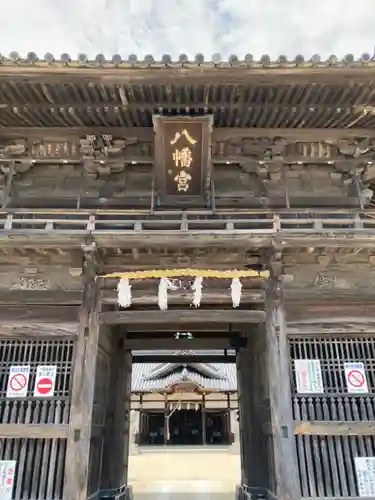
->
[0, 64, 374, 86]
[123, 337, 240, 350]
[100, 308, 265, 324]
[1, 210, 375, 248]
[3, 126, 375, 141]
[294, 420, 375, 436]
[288, 322, 375, 335]
[113, 350, 132, 488]
[63, 248, 101, 500]
[0, 305, 79, 322]
[288, 304, 375, 322]
[0, 423, 68, 439]
[0, 288, 264, 305]
[0, 322, 78, 337]
[132, 354, 235, 363]
[237, 330, 269, 489]
[265, 269, 300, 500]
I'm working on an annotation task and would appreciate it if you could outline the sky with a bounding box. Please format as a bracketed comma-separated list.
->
[2, 0, 375, 61]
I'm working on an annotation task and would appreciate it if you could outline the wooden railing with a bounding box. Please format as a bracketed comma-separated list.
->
[0, 209, 374, 234]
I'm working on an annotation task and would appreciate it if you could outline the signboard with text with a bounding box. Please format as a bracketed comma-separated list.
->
[0, 460, 16, 500]
[153, 115, 213, 205]
[344, 362, 369, 394]
[6, 366, 30, 399]
[294, 359, 324, 394]
[355, 457, 375, 497]
[34, 365, 57, 398]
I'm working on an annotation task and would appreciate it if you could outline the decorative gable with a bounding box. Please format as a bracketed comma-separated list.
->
[144, 350, 226, 381]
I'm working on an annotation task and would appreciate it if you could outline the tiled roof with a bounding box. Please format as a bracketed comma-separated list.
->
[0, 52, 374, 69]
[131, 350, 237, 392]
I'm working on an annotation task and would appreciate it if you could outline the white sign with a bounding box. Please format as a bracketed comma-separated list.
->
[344, 362, 369, 394]
[295, 359, 324, 394]
[0, 460, 16, 500]
[33, 365, 57, 398]
[355, 457, 375, 497]
[6, 365, 30, 399]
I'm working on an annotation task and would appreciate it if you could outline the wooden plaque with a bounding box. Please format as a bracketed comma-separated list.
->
[167, 381, 201, 393]
[153, 115, 213, 205]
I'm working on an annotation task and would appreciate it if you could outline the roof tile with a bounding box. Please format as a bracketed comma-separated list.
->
[0, 52, 374, 69]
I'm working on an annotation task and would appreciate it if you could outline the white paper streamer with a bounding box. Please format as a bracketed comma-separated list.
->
[158, 277, 173, 310]
[117, 278, 132, 308]
[191, 276, 203, 307]
[231, 278, 242, 308]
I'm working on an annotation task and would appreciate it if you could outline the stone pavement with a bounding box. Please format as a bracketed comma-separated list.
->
[128, 448, 240, 499]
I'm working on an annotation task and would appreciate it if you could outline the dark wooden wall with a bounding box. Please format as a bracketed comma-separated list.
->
[0, 335, 75, 500]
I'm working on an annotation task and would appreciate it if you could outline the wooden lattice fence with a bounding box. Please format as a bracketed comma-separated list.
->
[290, 334, 375, 499]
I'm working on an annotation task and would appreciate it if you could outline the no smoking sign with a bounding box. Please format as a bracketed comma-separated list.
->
[6, 366, 30, 398]
[344, 362, 369, 394]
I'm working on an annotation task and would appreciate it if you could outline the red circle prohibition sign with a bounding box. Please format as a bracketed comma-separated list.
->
[9, 373, 27, 392]
[348, 369, 365, 388]
[36, 378, 53, 395]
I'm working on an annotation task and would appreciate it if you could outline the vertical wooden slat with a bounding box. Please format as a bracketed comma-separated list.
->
[293, 397, 309, 497]
[323, 397, 341, 497]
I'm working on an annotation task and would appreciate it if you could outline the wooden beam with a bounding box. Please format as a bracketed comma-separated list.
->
[0, 290, 83, 305]
[132, 354, 236, 363]
[288, 320, 375, 335]
[0, 288, 263, 306]
[266, 269, 300, 500]
[63, 248, 101, 500]
[103, 289, 265, 306]
[3, 230, 375, 251]
[0, 305, 79, 322]
[2, 126, 375, 141]
[294, 420, 375, 436]
[123, 338, 240, 350]
[0, 322, 78, 338]
[126, 323, 238, 333]
[0, 423, 68, 439]
[0, 65, 373, 86]
[100, 309, 265, 324]
[288, 304, 375, 323]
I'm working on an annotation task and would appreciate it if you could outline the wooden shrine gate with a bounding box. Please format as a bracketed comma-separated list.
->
[1, 296, 375, 500]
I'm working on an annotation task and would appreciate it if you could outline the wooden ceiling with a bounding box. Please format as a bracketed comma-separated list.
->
[0, 58, 375, 129]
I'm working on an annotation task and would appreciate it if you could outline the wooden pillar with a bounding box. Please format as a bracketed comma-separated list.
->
[237, 338, 266, 488]
[63, 245, 101, 500]
[110, 348, 133, 488]
[101, 343, 133, 490]
[265, 256, 300, 500]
